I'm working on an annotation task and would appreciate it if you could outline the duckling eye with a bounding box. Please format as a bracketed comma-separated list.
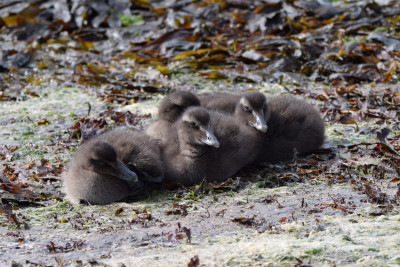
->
[89, 159, 105, 168]
[94, 160, 106, 166]
[189, 121, 197, 127]
[242, 105, 251, 112]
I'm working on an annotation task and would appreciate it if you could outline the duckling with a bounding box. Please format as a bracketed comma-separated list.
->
[161, 106, 220, 186]
[64, 128, 163, 204]
[64, 139, 139, 205]
[201, 91, 324, 163]
[146, 91, 200, 143]
[162, 107, 255, 185]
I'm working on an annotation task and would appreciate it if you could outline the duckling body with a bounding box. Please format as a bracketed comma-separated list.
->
[206, 110, 256, 180]
[146, 91, 200, 143]
[64, 128, 163, 204]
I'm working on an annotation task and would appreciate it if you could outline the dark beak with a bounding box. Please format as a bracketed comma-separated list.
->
[116, 159, 138, 182]
[252, 111, 268, 133]
[200, 126, 220, 148]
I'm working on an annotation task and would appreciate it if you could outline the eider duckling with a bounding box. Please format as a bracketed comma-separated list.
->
[201, 91, 324, 163]
[64, 128, 163, 205]
[161, 106, 220, 186]
[161, 106, 255, 185]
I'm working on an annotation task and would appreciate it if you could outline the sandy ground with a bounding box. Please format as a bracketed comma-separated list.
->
[1, 181, 399, 266]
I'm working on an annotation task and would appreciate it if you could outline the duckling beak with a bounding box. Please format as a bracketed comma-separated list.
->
[200, 126, 220, 148]
[117, 159, 138, 182]
[251, 111, 268, 133]
[127, 164, 163, 183]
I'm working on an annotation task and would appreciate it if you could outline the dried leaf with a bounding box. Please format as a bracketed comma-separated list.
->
[279, 217, 287, 223]
[188, 255, 199, 267]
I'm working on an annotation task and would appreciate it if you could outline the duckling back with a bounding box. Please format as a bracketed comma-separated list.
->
[199, 93, 240, 113]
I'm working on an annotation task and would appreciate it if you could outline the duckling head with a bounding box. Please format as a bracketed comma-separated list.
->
[236, 91, 270, 133]
[84, 140, 138, 183]
[158, 91, 201, 122]
[179, 107, 220, 148]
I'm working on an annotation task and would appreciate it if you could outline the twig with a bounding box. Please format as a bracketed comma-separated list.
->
[86, 102, 92, 116]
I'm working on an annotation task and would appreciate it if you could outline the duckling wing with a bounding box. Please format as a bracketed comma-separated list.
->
[145, 120, 174, 144]
[206, 111, 253, 181]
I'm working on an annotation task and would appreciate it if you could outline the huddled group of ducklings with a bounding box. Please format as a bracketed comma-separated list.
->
[64, 91, 325, 205]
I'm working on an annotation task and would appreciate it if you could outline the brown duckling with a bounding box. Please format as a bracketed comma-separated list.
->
[201, 91, 324, 163]
[162, 106, 255, 185]
[161, 106, 220, 186]
[64, 128, 163, 205]
[146, 91, 200, 143]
